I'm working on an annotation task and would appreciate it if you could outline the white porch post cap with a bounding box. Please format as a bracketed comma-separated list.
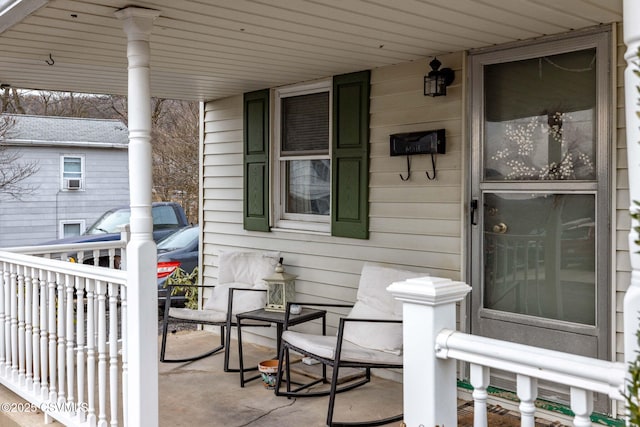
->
[387, 276, 471, 306]
[114, 7, 160, 40]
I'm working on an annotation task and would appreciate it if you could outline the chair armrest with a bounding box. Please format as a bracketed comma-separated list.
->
[334, 317, 403, 361]
[282, 301, 354, 329]
[340, 318, 402, 324]
[227, 287, 267, 317]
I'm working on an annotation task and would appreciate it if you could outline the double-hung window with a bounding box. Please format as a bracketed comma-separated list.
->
[61, 155, 84, 190]
[243, 70, 371, 239]
[274, 81, 331, 232]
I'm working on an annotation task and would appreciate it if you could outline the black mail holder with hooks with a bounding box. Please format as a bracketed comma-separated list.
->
[389, 129, 445, 156]
[390, 129, 446, 181]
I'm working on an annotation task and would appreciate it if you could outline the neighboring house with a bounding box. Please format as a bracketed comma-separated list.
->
[0, 114, 129, 247]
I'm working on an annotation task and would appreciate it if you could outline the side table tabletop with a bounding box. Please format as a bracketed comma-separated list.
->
[236, 307, 326, 387]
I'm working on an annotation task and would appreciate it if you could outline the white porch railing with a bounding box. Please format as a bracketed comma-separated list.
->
[388, 277, 628, 427]
[0, 242, 128, 427]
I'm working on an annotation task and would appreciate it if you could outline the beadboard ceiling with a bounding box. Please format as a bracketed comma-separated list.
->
[0, 0, 622, 101]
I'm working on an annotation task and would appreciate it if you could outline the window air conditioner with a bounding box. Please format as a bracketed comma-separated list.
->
[65, 178, 82, 190]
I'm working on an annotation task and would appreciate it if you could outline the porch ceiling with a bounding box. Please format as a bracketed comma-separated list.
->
[0, 0, 622, 101]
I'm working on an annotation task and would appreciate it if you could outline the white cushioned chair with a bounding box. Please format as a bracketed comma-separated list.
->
[160, 251, 279, 371]
[275, 262, 425, 427]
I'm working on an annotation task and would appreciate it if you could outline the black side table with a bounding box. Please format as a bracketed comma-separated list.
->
[236, 307, 326, 387]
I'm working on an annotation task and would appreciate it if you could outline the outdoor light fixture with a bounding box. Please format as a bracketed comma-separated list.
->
[263, 258, 297, 312]
[424, 57, 455, 97]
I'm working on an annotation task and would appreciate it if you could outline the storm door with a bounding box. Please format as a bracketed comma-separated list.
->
[469, 31, 610, 406]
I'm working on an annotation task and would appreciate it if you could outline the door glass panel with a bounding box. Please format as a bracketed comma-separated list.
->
[483, 193, 595, 325]
[484, 49, 596, 181]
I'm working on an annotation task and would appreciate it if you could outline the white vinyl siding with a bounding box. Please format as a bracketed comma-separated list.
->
[201, 52, 464, 347]
[202, 41, 628, 395]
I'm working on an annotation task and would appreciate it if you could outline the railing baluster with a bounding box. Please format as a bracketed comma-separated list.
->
[66, 273, 75, 410]
[109, 282, 119, 427]
[40, 268, 48, 399]
[0, 262, 6, 376]
[570, 387, 593, 427]
[10, 264, 18, 382]
[470, 363, 489, 427]
[76, 276, 87, 423]
[57, 273, 66, 402]
[86, 278, 97, 425]
[25, 268, 33, 389]
[31, 267, 40, 393]
[97, 280, 107, 427]
[47, 271, 57, 401]
[17, 265, 25, 385]
[516, 374, 537, 427]
[121, 285, 128, 427]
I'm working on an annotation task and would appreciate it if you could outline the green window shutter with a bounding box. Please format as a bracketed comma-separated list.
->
[243, 89, 270, 232]
[332, 70, 370, 239]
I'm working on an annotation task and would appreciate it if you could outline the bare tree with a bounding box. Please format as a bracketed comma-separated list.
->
[91, 95, 200, 222]
[151, 100, 199, 223]
[0, 116, 39, 199]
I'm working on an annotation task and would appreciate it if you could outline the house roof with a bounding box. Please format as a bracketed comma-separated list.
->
[2, 114, 128, 147]
[0, 0, 623, 102]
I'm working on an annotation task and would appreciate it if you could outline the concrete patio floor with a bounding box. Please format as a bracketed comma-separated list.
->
[158, 329, 404, 427]
[0, 329, 575, 426]
[0, 329, 403, 427]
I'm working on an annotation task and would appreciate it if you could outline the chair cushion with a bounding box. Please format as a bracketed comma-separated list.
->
[217, 251, 280, 286]
[356, 263, 425, 317]
[169, 307, 227, 323]
[282, 330, 402, 365]
[168, 307, 270, 326]
[203, 282, 266, 314]
[342, 302, 403, 355]
[338, 263, 426, 355]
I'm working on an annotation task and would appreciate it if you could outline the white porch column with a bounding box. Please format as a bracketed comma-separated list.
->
[115, 7, 160, 427]
[387, 277, 471, 427]
[623, 0, 640, 380]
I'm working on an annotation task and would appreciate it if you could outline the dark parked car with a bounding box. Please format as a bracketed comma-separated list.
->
[42, 202, 190, 246]
[157, 225, 199, 307]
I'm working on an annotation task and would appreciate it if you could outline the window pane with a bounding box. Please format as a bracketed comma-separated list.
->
[152, 205, 179, 228]
[63, 223, 82, 238]
[484, 49, 596, 181]
[282, 92, 329, 154]
[63, 157, 82, 178]
[483, 193, 595, 325]
[286, 159, 330, 215]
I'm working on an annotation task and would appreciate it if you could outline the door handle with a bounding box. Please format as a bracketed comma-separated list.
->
[492, 222, 508, 234]
[470, 199, 478, 225]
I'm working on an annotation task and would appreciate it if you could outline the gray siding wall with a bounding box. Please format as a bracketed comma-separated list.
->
[0, 146, 129, 247]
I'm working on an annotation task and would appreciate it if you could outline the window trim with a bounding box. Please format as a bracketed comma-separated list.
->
[60, 154, 85, 191]
[273, 79, 332, 233]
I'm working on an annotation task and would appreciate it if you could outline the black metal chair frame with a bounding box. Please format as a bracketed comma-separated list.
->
[160, 285, 270, 373]
[275, 302, 403, 427]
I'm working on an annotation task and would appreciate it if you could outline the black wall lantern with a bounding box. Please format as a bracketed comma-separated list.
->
[424, 57, 455, 97]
